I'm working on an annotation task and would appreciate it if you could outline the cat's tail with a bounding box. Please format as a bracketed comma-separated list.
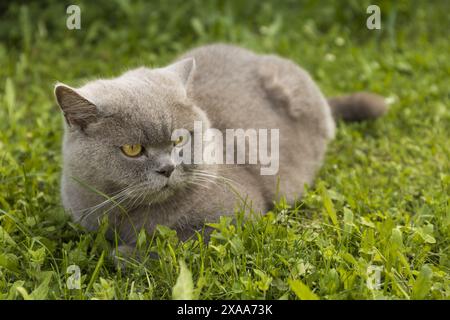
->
[327, 92, 387, 122]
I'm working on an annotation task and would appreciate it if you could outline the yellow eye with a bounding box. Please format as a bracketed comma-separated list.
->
[173, 136, 184, 146]
[121, 144, 143, 157]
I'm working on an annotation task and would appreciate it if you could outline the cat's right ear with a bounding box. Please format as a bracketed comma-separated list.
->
[54, 83, 99, 130]
[165, 58, 196, 87]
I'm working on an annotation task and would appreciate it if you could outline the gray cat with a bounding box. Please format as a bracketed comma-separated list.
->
[54, 44, 386, 252]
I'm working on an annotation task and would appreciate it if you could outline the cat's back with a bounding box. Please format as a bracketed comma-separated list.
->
[176, 43, 331, 135]
[177, 44, 276, 129]
[179, 43, 257, 81]
[177, 44, 334, 203]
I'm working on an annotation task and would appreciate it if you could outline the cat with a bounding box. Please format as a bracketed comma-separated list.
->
[54, 44, 386, 253]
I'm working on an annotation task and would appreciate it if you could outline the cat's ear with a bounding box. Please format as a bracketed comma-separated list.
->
[54, 83, 99, 130]
[165, 58, 196, 87]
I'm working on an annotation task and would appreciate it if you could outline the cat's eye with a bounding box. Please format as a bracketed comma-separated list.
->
[173, 136, 184, 146]
[121, 144, 143, 157]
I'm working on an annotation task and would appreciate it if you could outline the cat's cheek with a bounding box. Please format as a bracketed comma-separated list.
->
[167, 168, 184, 187]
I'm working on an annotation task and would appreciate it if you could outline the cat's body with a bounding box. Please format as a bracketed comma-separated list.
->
[55, 44, 386, 245]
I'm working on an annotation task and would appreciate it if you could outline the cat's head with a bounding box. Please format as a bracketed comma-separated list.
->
[55, 58, 211, 204]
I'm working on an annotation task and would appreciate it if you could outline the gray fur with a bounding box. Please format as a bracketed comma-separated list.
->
[55, 44, 386, 246]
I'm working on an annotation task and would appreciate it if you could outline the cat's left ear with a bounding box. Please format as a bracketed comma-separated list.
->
[165, 58, 196, 87]
[54, 83, 99, 130]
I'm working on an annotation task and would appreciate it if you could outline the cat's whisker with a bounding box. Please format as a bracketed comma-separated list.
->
[96, 194, 132, 219]
[129, 187, 150, 210]
[191, 177, 222, 188]
[185, 180, 211, 190]
[79, 193, 129, 222]
[188, 171, 240, 190]
[79, 183, 141, 211]
[188, 169, 239, 185]
[77, 182, 149, 222]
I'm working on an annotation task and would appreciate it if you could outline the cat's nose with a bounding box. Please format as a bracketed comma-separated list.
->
[156, 164, 175, 178]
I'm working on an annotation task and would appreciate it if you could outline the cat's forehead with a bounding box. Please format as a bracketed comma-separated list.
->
[78, 74, 199, 143]
[80, 73, 181, 106]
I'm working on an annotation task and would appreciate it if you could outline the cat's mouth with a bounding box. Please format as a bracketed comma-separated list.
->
[109, 171, 205, 209]
[133, 178, 181, 205]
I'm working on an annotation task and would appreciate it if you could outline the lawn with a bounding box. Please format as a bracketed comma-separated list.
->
[0, 0, 448, 299]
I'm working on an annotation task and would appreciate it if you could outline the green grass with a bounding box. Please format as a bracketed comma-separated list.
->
[0, 0, 449, 300]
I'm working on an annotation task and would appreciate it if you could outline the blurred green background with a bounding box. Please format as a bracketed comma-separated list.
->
[1, 0, 449, 78]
